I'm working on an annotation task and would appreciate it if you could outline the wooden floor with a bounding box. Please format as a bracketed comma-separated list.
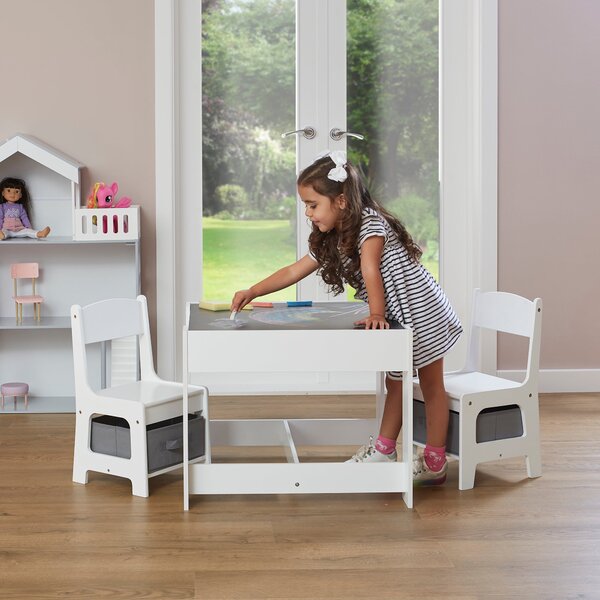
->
[1, 393, 599, 599]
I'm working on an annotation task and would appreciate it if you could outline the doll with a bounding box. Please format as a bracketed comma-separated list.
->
[0, 177, 51, 240]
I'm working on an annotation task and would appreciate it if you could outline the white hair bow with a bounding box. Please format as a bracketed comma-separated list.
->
[315, 150, 348, 182]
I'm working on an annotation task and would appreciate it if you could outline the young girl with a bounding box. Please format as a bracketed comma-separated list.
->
[0, 177, 51, 240]
[231, 151, 462, 485]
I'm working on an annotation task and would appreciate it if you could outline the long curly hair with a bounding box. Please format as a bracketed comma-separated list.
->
[0, 177, 32, 217]
[297, 156, 422, 295]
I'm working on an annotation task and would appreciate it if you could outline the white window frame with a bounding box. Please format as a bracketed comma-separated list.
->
[154, 0, 498, 384]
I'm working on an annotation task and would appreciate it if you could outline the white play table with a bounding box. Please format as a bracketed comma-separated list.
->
[182, 301, 414, 510]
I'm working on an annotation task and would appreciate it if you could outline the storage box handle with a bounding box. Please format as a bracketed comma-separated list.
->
[165, 439, 183, 451]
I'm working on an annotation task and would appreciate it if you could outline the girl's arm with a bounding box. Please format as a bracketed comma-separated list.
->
[231, 254, 319, 311]
[355, 235, 389, 330]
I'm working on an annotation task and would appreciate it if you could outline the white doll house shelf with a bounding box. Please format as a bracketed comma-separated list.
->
[0, 134, 140, 413]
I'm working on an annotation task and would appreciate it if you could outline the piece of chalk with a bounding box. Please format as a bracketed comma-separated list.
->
[250, 301, 274, 308]
[229, 311, 237, 320]
[199, 300, 252, 311]
[199, 300, 230, 311]
[287, 301, 312, 307]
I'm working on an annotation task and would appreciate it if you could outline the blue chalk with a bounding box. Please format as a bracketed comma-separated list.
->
[286, 301, 312, 307]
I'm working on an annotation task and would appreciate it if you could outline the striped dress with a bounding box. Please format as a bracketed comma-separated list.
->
[344, 207, 462, 374]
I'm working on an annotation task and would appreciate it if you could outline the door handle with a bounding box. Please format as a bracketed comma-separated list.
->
[281, 127, 316, 140]
[330, 128, 364, 141]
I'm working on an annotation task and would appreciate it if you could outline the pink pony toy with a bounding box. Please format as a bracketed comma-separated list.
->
[89, 182, 132, 209]
[87, 182, 132, 234]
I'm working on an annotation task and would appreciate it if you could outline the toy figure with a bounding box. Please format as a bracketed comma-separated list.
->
[87, 181, 132, 234]
[0, 177, 51, 240]
[87, 182, 132, 209]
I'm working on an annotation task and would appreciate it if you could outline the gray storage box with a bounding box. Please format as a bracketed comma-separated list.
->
[413, 399, 523, 455]
[91, 412, 205, 473]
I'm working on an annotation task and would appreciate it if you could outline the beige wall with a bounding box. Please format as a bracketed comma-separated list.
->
[3, 0, 598, 374]
[498, 0, 600, 370]
[0, 0, 156, 330]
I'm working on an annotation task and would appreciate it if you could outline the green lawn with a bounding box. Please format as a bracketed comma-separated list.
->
[202, 217, 439, 301]
[202, 218, 297, 301]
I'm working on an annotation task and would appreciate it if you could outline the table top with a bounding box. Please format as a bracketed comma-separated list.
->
[188, 301, 403, 332]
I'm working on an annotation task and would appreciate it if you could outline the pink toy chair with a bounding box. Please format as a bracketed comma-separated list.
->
[11, 263, 44, 323]
[1, 382, 29, 410]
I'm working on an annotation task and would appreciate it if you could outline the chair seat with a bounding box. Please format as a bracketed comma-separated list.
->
[1, 382, 29, 395]
[444, 371, 521, 396]
[13, 295, 44, 304]
[445, 372, 521, 412]
[415, 371, 522, 413]
[97, 380, 203, 407]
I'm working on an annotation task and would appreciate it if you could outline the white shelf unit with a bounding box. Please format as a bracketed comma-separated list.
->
[0, 135, 141, 414]
[0, 238, 140, 413]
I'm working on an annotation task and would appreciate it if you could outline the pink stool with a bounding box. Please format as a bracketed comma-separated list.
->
[1, 382, 29, 410]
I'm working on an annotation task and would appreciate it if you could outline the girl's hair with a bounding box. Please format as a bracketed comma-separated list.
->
[0, 177, 31, 215]
[297, 156, 422, 295]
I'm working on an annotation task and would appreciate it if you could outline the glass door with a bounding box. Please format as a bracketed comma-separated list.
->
[201, 0, 297, 303]
[201, 0, 439, 307]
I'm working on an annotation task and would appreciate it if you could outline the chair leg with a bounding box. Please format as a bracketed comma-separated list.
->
[24, 394, 28, 410]
[72, 411, 91, 484]
[129, 420, 150, 498]
[458, 459, 477, 491]
[523, 400, 542, 478]
[459, 408, 478, 491]
[131, 475, 150, 498]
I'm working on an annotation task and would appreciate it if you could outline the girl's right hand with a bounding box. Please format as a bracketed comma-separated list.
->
[231, 289, 256, 312]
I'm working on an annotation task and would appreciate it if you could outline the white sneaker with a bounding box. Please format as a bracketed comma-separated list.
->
[345, 437, 397, 463]
[413, 453, 447, 485]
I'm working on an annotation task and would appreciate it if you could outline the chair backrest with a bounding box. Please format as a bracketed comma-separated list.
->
[464, 289, 543, 384]
[10, 263, 40, 296]
[11, 262, 39, 279]
[71, 295, 157, 393]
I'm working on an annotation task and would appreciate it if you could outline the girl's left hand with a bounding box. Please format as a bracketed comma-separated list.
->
[354, 314, 389, 330]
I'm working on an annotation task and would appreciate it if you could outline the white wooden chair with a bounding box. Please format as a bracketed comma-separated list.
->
[414, 289, 543, 490]
[71, 295, 208, 497]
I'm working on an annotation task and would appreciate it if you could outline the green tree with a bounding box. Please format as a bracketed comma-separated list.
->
[202, 0, 295, 214]
[348, 0, 438, 206]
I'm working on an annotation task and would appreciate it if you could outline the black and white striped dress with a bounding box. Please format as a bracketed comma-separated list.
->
[344, 207, 462, 375]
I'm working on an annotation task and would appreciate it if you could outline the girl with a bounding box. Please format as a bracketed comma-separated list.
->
[231, 151, 462, 485]
[0, 177, 51, 240]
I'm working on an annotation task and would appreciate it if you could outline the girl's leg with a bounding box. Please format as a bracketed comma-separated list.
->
[417, 357, 448, 447]
[372, 376, 404, 455]
[416, 357, 449, 478]
[346, 375, 402, 462]
[379, 376, 403, 440]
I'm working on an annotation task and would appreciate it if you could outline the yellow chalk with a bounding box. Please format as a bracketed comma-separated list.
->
[199, 300, 252, 311]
